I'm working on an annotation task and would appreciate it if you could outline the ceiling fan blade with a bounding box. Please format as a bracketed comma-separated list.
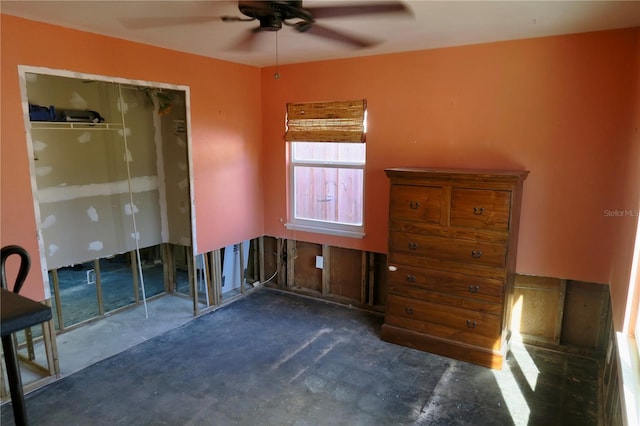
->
[121, 16, 223, 29]
[227, 28, 263, 51]
[305, 1, 411, 19]
[303, 23, 378, 48]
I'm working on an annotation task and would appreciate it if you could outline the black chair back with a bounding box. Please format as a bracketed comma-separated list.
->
[1, 245, 31, 293]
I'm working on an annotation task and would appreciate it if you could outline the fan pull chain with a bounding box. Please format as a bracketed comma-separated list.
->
[274, 31, 280, 80]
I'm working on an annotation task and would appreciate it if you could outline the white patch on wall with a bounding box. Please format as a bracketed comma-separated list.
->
[124, 203, 139, 215]
[26, 73, 38, 83]
[177, 162, 187, 171]
[118, 127, 132, 138]
[177, 179, 188, 190]
[88, 241, 103, 251]
[130, 232, 140, 241]
[33, 140, 48, 152]
[86, 206, 99, 222]
[48, 244, 59, 256]
[41, 214, 56, 229]
[77, 132, 92, 144]
[38, 176, 158, 203]
[36, 166, 53, 177]
[124, 148, 133, 163]
[176, 136, 186, 148]
[70, 91, 89, 109]
[117, 96, 129, 114]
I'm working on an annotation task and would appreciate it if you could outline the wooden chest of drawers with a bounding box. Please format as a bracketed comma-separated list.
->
[381, 168, 528, 369]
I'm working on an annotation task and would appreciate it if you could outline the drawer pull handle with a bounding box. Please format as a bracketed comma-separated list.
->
[468, 285, 480, 293]
[409, 201, 421, 209]
[471, 250, 482, 259]
[405, 307, 414, 315]
[406, 275, 416, 282]
[473, 207, 485, 215]
[466, 320, 477, 328]
[408, 242, 418, 250]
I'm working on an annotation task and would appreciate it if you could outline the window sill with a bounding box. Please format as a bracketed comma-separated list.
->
[284, 223, 365, 239]
[616, 332, 640, 426]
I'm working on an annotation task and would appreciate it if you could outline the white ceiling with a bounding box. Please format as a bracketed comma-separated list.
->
[2, 1, 640, 67]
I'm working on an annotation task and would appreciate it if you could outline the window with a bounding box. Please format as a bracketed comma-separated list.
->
[285, 100, 366, 238]
[618, 213, 640, 426]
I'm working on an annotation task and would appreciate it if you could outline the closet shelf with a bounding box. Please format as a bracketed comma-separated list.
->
[30, 122, 124, 131]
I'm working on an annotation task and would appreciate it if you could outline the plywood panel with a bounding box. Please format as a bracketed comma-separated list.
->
[561, 280, 609, 351]
[292, 241, 322, 293]
[327, 246, 362, 301]
[512, 275, 564, 343]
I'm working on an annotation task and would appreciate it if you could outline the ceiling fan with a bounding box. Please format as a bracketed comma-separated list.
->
[122, 1, 411, 50]
[221, 1, 411, 49]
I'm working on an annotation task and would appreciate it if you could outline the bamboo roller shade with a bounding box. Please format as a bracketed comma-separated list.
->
[285, 99, 367, 142]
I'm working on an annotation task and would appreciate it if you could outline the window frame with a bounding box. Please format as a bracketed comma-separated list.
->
[617, 213, 640, 426]
[285, 141, 366, 238]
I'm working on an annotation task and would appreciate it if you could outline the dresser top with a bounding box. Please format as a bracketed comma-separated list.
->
[385, 168, 529, 182]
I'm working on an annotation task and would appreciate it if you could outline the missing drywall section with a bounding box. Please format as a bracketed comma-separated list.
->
[512, 274, 611, 357]
[261, 236, 386, 312]
[47, 247, 176, 331]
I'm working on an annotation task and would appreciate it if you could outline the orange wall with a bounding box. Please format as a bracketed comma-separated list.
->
[1, 15, 264, 300]
[608, 29, 640, 330]
[2, 14, 638, 308]
[261, 28, 639, 286]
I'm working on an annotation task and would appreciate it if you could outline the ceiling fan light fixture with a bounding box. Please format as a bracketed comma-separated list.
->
[259, 15, 283, 31]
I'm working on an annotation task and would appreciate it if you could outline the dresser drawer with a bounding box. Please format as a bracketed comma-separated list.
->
[387, 281, 503, 315]
[450, 188, 511, 231]
[387, 264, 503, 304]
[385, 294, 502, 349]
[389, 184, 443, 226]
[389, 232, 507, 269]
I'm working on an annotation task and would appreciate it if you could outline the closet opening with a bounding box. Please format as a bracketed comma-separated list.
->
[20, 66, 199, 329]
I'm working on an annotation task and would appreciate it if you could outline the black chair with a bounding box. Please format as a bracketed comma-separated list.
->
[1, 245, 46, 426]
[1, 245, 31, 293]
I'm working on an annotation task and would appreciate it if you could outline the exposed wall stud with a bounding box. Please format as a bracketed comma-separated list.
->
[188, 246, 198, 316]
[50, 269, 64, 330]
[162, 243, 175, 293]
[321, 245, 330, 296]
[94, 259, 104, 316]
[130, 251, 140, 303]
[210, 249, 223, 305]
[277, 239, 286, 288]
[258, 236, 266, 284]
[42, 301, 60, 376]
[239, 242, 245, 294]
[286, 239, 295, 289]
[252, 238, 259, 284]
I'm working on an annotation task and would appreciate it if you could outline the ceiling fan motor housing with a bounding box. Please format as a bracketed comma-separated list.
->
[238, 1, 314, 31]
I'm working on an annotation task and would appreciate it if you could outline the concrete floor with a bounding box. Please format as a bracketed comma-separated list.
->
[14, 293, 197, 386]
[2, 288, 600, 425]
